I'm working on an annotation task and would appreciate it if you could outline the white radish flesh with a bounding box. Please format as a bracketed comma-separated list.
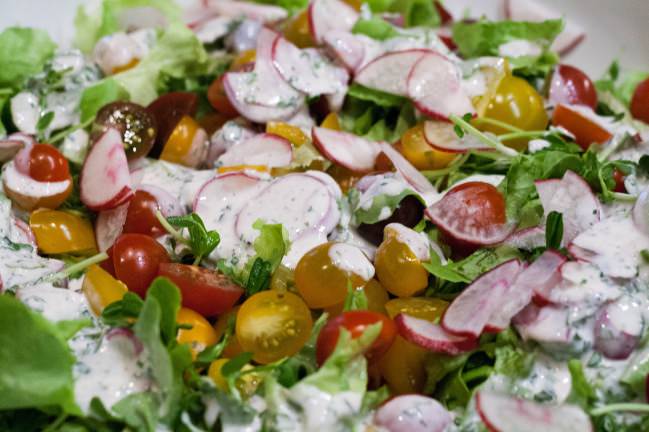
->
[308, 0, 359, 44]
[322, 31, 365, 71]
[374, 395, 452, 432]
[594, 299, 644, 360]
[515, 305, 572, 346]
[378, 143, 438, 198]
[218, 133, 293, 168]
[2, 161, 72, 211]
[138, 184, 185, 218]
[394, 313, 478, 355]
[503, 226, 546, 250]
[202, 0, 287, 23]
[95, 203, 129, 252]
[632, 188, 649, 236]
[311, 127, 381, 173]
[355, 49, 429, 97]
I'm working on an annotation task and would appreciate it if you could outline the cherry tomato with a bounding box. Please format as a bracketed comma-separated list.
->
[236, 290, 313, 364]
[325, 279, 389, 317]
[613, 169, 626, 193]
[631, 77, 649, 124]
[158, 263, 244, 317]
[207, 76, 239, 118]
[94, 101, 157, 160]
[112, 233, 170, 297]
[295, 242, 373, 309]
[316, 310, 396, 365]
[269, 264, 294, 292]
[399, 123, 456, 170]
[208, 358, 230, 390]
[321, 112, 341, 130]
[357, 195, 424, 246]
[266, 122, 308, 147]
[384, 297, 449, 320]
[434, 0, 453, 24]
[284, 10, 315, 48]
[552, 104, 612, 150]
[82, 264, 128, 315]
[230, 49, 256, 71]
[481, 75, 548, 150]
[28, 144, 70, 182]
[159, 115, 207, 167]
[375, 225, 429, 298]
[448, 181, 506, 227]
[177, 307, 218, 358]
[146, 92, 198, 158]
[122, 190, 165, 237]
[213, 306, 244, 358]
[549, 64, 598, 109]
[30, 209, 97, 255]
[327, 164, 361, 193]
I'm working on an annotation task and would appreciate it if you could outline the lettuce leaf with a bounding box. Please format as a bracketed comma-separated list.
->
[352, 18, 400, 40]
[388, 0, 441, 28]
[79, 78, 129, 122]
[252, 220, 290, 272]
[0, 27, 56, 89]
[251, 0, 307, 15]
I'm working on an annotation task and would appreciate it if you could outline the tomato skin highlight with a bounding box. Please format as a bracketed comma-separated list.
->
[315, 310, 396, 366]
[112, 233, 171, 297]
[549, 64, 598, 109]
[29, 144, 70, 182]
[552, 104, 612, 150]
[30, 209, 97, 255]
[158, 263, 244, 317]
[122, 190, 165, 237]
[631, 77, 649, 124]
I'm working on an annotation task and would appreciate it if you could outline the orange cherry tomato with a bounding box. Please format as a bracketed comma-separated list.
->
[384, 297, 449, 321]
[29, 144, 70, 182]
[177, 307, 218, 358]
[213, 306, 244, 358]
[159, 115, 206, 167]
[630, 77, 649, 124]
[283, 10, 315, 48]
[29, 209, 97, 255]
[552, 104, 613, 150]
[82, 264, 128, 315]
[321, 112, 341, 130]
[207, 76, 239, 118]
[112, 233, 170, 297]
[400, 124, 456, 170]
[315, 310, 396, 365]
[230, 49, 256, 71]
[146, 92, 198, 157]
[266, 122, 308, 147]
[208, 358, 230, 390]
[324, 279, 389, 316]
[375, 227, 429, 298]
[122, 190, 165, 237]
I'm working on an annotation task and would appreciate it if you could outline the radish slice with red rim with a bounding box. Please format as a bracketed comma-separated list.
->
[80, 128, 133, 211]
[322, 31, 365, 72]
[526, 249, 566, 304]
[549, 261, 621, 306]
[394, 313, 478, 355]
[515, 305, 572, 347]
[374, 395, 452, 432]
[632, 187, 649, 236]
[95, 203, 129, 252]
[202, 0, 287, 23]
[423, 120, 492, 153]
[378, 143, 438, 197]
[476, 391, 592, 432]
[503, 226, 546, 250]
[594, 298, 644, 360]
[0, 133, 31, 163]
[308, 0, 359, 44]
[218, 133, 293, 168]
[311, 127, 381, 173]
[442, 259, 522, 337]
[407, 52, 475, 121]
[354, 49, 430, 97]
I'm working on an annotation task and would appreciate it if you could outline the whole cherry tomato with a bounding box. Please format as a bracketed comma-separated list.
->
[158, 263, 243, 317]
[176, 307, 218, 359]
[30, 209, 97, 255]
[112, 233, 170, 297]
[82, 264, 128, 315]
[315, 310, 396, 365]
[631, 77, 649, 124]
[29, 144, 70, 182]
[548, 64, 598, 109]
[94, 101, 157, 160]
[122, 190, 165, 237]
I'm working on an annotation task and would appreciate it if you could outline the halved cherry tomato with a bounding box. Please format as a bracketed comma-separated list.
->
[315, 310, 396, 366]
[94, 101, 157, 160]
[213, 306, 244, 358]
[327, 164, 361, 193]
[447, 182, 506, 227]
[217, 165, 269, 174]
[177, 307, 218, 358]
[552, 104, 613, 150]
[384, 297, 449, 320]
[207, 76, 239, 118]
[266, 122, 308, 146]
[631, 77, 649, 124]
[112, 233, 170, 297]
[325, 279, 389, 316]
[122, 190, 165, 237]
[30, 209, 97, 255]
[146, 92, 198, 157]
[158, 263, 244, 317]
[230, 49, 256, 71]
[236, 290, 313, 364]
[613, 169, 626, 193]
[208, 358, 230, 390]
[400, 123, 456, 170]
[283, 10, 315, 48]
[549, 64, 597, 109]
[321, 112, 341, 130]
[159, 115, 206, 167]
[29, 144, 70, 182]
[82, 264, 128, 315]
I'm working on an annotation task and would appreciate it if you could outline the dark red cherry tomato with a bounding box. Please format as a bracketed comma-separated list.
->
[112, 233, 170, 297]
[29, 144, 70, 182]
[549, 64, 598, 109]
[94, 101, 157, 160]
[146, 92, 198, 158]
[122, 190, 165, 237]
[631, 77, 649, 124]
[613, 169, 626, 193]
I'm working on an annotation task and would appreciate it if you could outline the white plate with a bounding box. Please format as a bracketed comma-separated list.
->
[0, 0, 647, 76]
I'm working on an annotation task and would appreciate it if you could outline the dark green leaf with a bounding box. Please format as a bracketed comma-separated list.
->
[352, 18, 399, 40]
[567, 359, 596, 410]
[167, 213, 220, 261]
[545, 211, 563, 249]
[35, 111, 54, 133]
[346, 84, 408, 108]
[101, 292, 143, 327]
[222, 352, 254, 378]
[388, 0, 440, 27]
[245, 258, 272, 296]
[638, 155, 649, 178]
[343, 283, 369, 311]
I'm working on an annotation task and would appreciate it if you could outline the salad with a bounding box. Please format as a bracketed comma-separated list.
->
[1, 0, 649, 430]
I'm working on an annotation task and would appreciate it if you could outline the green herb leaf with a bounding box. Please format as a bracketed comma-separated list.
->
[166, 213, 220, 263]
[0, 27, 56, 89]
[222, 352, 254, 379]
[352, 18, 399, 40]
[79, 78, 129, 123]
[195, 316, 234, 365]
[343, 283, 369, 311]
[545, 211, 563, 249]
[245, 257, 272, 296]
[101, 292, 144, 327]
[35, 111, 54, 134]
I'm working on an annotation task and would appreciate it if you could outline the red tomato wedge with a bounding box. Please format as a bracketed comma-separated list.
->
[631, 77, 649, 124]
[552, 104, 612, 150]
[112, 233, 170, 297]
[548, 64, 597, 109]
[158, 263, 244, 317]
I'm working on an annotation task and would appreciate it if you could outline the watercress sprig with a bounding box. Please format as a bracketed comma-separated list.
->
[156, 212, 220, 265]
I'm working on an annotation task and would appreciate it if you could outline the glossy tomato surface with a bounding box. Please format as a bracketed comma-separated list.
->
[112, 233, 170, 296]
[146, 92, 198, 157]
[549, 64, 598, 109]
[29, 144, 70, 182]
[94, 101, 157, 160]
[123, 190, 165, 237]
[631, 77, 649, 124]
[552, 104, 612, 150]
[207, 76, 239, 118]
[158, 263, 244, 317]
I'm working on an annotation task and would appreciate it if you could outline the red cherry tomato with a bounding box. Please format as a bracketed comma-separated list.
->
[446, 182, 506, 228]
[29, 144, 70, 182]
[112, 233, 170, 297]
[122, 190, 165, 237]
[549, 64, 598, 109]
[207, 76, 239, 118]
[434, 0, 453, 24]
[631, 77, 649, 124]
[613, 169, 626, 193]
[316, 310, 396, 366]
[158, 263, 244, 317]
[552, 104, 613, 150]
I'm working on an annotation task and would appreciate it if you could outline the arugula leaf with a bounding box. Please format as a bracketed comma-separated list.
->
[101, 292, 144, 327]
[244, 258, 272, 296]
[545, 211, 563, 249]
[79, 78, 129, 123]
[566, 359, 596, 410]
[424, 246, 521, 286]
[0, 27, 56, 89]
[352, 18, 400, 40]
[166, 213, 220, 263]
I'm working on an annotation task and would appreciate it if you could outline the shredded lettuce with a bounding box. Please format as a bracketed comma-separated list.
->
[352, 18, 400, 40]
[0, 27, 56, 90]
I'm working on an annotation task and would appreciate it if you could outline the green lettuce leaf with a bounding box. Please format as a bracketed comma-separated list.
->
[0, 294, 80, 414]
[252, 220, 290, 272]
[354, 188, 422, 225]
[352, 18, 400, 40]
[251, 0, 307, 14]
[596, 61, 649, 107]
[79, 78, 129, 122]
[388, 0, 441, 28]
[0, 27, 56, 89]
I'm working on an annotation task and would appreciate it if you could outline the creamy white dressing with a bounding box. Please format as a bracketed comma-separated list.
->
[551, 261, 621, 305]
[385, 223, 432, 262]
[498, 39, 543, 58]
[194, 16, 236, 43]
[93, 31, 151, 75]
[60, 129, 89, 165]
[528, 138, 552, 153]
[328, 242, 374, 280]
[3, 160, 72, 196]
[10, 92, 40, 134]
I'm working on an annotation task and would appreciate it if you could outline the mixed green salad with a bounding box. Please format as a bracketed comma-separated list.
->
[0, 0, 649, 431]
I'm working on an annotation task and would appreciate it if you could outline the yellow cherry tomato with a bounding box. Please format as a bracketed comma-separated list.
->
[82, 264, 128, 316]
[375, 228, 429, 298]
[29, 209, 97, 255]
[283, 10, 314, 48]
[160, 115, 204, 166]
[213, 307, 244, 358]
[399, 123, 456, 170]
[472, 58, 510, 117]
[342, 0, 362, 9]
[269, 264, 295, 292]
[112, 58, 140, 74]
[217, 165, 270, 174]
[231, 49, 256, 70]
[295, 242, 371, 308]
[207, 358, 230, 390]
[480, 75, 548, 150]
[385, 297, 449, 321]
[177, 308, 218, 359]
[321, 112, 341, 130]
[266, 122, 309, 147]
[327, 164, 361, 193]
[325, 279, 390, 316]
[236, 290, 312, 364]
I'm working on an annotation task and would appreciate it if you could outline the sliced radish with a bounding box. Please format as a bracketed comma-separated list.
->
[95, 203, 129, 252]
[374, 395, 452, 432]
[476, 391, 592, 432]
[272, 37, 349, 96]
[2, 161, 72, 211]
[303, 170, 342, 200]
[633, 188, 649, 236]
[11, 218, 36, 247]
[217, 133, 293, 168]
[308, 0, 359, 44]
[80, 128, 133, 211]
[504, 0, 585, 56]
[0, 134, 29, 163]
[322, 31, 366, 72]
[354, 49, 430, 97]
[138, 184, 185, 218]
[442, 259, 522, 337]
[423, 120, 492, 153]
[515, 305, 571, 346]
[594, 298, 644, 360]
[202, 0, 287, 23]
[503, 226, 546, 250]
[378, 143, 438, 198]
[549, 261, 621, 305]
[311, 127, 381, 173]
[407, 52, 475, 120]
[535, 170, 599, 245]
[394, 313, 478, 355]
